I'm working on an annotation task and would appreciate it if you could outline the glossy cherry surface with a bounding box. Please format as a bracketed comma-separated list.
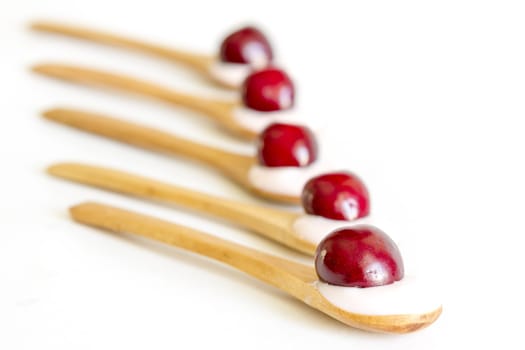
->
[302, 172, 370, 221]
[257, 123, 317, 167]
[315, 226, 404, 287]
[242, 68, 294, 111]
[219, 26, 273, 67]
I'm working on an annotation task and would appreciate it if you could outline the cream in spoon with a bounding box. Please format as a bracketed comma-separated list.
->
[313, 225, 441, 317]
[316, 276, 441, 316]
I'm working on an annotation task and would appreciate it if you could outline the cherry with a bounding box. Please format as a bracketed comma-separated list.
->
[315, 225, 404, 287]
[219, 26, 273, 68]
[257, 123, 317, 167]
[242, 68, 295, 111]
[302, 172, 370, 221]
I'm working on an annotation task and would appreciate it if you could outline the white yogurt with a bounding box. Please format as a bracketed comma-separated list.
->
[208, 61, 253, 88]
[248, 162, 331, 197]
[316, 276, 441, 316]
[292, 215, 372, 245]
[232, 107, 302, 134]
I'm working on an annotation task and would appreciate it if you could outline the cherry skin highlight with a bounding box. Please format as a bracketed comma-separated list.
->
[302, 172, 370, 221]
[257, 123, 318, 167]
[219, 26, 273, 68]
[242, 68, 294, 112]
[315, 226, 404, 287]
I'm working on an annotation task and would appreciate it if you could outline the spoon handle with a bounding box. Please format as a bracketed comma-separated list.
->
[32, 63, 235, 123]
[43, 108, 254, 185]
[49, 162, 312, 254]
[31, 21, 213, 72]
[70, 201, 315, 289]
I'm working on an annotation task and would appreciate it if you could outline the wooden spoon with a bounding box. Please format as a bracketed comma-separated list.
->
[47, 162, 333, 255]
[32, 63, 284, 139]
[42, 107, 303, 204]
[70, 201, 442, 333]
[30, 21, 244, 89]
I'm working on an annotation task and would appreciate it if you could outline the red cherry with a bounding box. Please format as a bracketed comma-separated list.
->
[242, 68, 295, 112]
[219, 26, 273, 67]
[315, 226, 404, 287]
[257, 123, 318, 167]
[302, 172, 370, 221]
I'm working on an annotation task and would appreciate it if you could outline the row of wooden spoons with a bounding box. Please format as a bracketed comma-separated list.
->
[32, 21, 441, 333]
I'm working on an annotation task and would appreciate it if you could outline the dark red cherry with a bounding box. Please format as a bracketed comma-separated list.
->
[302, 172, 370, 221]
[315, 226, 404, 287]
[219, 26, 273, 67]
[257, 123, 318, 167]
[242, 68, 294, 111]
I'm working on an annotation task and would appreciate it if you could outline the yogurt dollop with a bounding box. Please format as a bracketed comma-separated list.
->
[208, 61, 252, 88]
[316, 276, 441, 316]
[232, 107, 301, 134]
[292, 215, 372, 245]
[248, 162, 331, 197]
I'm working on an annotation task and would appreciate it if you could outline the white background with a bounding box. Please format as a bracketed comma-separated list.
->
[1, 1, 524, 348]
